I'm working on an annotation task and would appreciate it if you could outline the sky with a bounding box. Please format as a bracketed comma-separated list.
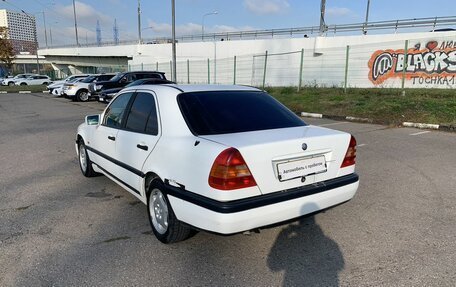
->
[0, 0, 454, 46]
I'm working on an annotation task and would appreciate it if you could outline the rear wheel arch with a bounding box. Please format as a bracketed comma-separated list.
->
[145, 176, 195, 243]
[144, 172, 162, 198]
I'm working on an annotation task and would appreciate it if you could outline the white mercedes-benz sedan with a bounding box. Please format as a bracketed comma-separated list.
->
[76, 84, 359, 243]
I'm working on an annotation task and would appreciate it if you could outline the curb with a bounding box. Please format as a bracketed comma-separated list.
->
[300, 112, 455, 133]
[0, 90, 49, 94]
[300, 112, 374, 124]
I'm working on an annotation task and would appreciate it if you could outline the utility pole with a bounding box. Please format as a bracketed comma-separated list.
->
[319, 0, 326, 35]
[72, 0, 79, 46]
[363, 0, 371, 34]
[171, 0, 176, 82]
[41, 11, 48, 49]
[137, 0, 142, 44]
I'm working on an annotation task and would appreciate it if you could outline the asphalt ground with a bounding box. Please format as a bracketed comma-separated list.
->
[0, 93, 455, 286]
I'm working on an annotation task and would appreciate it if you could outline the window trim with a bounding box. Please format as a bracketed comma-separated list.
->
[177, 90, 307, 136]
[101, 91, 136, 129]
[102, 90, 161, 136]
[124, 91, 160, 136]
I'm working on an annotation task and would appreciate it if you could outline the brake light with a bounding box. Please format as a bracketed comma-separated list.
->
[341, 135, 357, 168]
[209, 148, 257, 190]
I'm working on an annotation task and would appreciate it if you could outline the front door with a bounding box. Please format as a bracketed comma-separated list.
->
[87, 92, 134, 178]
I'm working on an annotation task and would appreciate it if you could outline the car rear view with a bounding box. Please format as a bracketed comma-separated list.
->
[171, 90, 359, 234]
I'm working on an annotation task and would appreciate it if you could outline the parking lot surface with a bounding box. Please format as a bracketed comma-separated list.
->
[1, 93, 455, 286]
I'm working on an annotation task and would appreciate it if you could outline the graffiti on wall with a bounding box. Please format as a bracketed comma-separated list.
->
[368, 40, 456, 86]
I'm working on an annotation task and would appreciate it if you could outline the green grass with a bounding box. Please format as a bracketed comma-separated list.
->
[0, 85, 48, 93]
[266, 87, 456, 125]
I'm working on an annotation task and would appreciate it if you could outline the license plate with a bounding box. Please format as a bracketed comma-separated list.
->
[277, 156, 327, 181]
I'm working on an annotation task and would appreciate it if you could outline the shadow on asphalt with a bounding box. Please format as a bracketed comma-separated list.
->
[267, 203, 344, 286]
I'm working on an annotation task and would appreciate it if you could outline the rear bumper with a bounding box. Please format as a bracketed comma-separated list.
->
[167, 173, 359, 234]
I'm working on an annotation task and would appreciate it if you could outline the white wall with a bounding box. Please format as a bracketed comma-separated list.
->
[40, 31, 456, 88]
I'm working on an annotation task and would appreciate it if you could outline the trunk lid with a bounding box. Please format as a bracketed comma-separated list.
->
[200, 125, 351, 195]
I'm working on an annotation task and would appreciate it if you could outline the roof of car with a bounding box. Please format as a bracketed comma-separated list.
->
[120, 84, 262, 98]
[156, 84, 261, 93]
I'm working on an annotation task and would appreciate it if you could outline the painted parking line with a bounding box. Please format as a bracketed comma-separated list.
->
[318, 121, 348, 127]
[410, 131, 431, 136]
[357, 144, 367, 147]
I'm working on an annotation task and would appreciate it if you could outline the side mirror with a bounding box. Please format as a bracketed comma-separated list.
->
[85, 114, 100, 125]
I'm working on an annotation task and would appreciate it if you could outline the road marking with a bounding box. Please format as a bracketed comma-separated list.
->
[318, 121, 348, 127]
[410, 131, 431, 136]
[357, 144, 367, 147]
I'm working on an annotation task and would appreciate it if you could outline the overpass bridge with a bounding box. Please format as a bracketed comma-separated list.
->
[37, 16, 456, 88]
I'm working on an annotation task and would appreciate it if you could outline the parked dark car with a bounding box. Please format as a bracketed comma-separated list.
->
[88, 71, 166, 100]
[98, 78, 175, 103]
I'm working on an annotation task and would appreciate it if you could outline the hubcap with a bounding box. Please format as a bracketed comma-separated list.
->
[149, 188, 169, 234]
[79, 145, 87, 172]
[79, 92, 88, 101]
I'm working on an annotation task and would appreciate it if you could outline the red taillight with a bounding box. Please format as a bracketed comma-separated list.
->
[341, 135, 357, 168]
[209, 148, 257, 190]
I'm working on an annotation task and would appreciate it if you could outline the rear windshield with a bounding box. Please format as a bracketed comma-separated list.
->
[178, 91, 306, 135]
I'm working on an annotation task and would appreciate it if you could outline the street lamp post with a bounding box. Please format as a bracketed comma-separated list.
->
[72, 0, 79, 46]
[41, 12, 48, 48]
[319, 0, 326, 35]
[171, 0, 176, 82]
[137, 0, 142, 44]
[201, 11, 218, 41]
[363, 0, 371, 35]
[19, 10, 40, 74]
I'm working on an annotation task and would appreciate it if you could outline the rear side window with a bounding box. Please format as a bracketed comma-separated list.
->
[125, 92, 159, 135]
[178, 91, 306, 135]
[99, 74, 114, 81]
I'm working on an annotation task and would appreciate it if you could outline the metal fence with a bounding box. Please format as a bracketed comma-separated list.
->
[47, 16, 456, 49]
[128, 34, 456, 89]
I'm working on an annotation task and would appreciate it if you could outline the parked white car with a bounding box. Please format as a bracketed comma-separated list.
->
[63, 73, 116, 101]
[15, 75, 51, 86]
[76, 85, 359, 243]
[51, 77, 87, 96]
[2, 74, 38, 86]
[47, 74, 89, 95]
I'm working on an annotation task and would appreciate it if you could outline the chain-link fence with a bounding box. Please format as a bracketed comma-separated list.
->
[125, 34, 456, 90]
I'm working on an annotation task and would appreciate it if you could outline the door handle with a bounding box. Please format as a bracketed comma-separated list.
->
[136, 144, 148, 151]
[108, 135, 116, 141]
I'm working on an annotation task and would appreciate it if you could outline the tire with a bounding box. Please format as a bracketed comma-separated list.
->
[147, 181, 194, 244]
[76, 90, 89, 102]
[78, 140, 98, 177]
[20, 83, 27, 86]
[8, 82, 14, 86]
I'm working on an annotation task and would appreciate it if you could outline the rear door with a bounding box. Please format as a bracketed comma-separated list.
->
[115, 91, 161, 196]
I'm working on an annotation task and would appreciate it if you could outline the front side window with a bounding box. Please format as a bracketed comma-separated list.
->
[103, 92, 134, 128]
[125, 92, 159, 135]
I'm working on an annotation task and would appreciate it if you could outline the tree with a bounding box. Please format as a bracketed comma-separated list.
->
[0, 27, 15, 69]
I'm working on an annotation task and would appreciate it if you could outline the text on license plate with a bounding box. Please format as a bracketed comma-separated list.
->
[277, 156, 327, 181]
